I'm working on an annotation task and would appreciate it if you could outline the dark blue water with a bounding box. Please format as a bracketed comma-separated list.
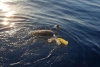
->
[0, 0, 100, 67]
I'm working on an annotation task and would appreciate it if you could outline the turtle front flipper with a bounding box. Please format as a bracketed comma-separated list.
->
[48, 37, 61, 45]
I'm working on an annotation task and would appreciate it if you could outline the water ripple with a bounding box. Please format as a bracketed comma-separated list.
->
[0, 0, 100, 67]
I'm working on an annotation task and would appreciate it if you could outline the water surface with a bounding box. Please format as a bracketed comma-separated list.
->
[0, 0, 100, 67]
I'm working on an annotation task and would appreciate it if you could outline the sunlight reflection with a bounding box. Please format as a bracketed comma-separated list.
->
[2, 22, 16, 27]
[10, 23, 15, 27]
[2, 22, 9, 25]
[5, 11, 15, 17]
[0, 0, 13, 2]
[0, 2, 10, 11]
[0, 0, 16, 28]
[3, 18, 8, 21]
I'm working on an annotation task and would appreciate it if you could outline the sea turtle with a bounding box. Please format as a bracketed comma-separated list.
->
[30, 25, 68, 45]
[31, 25, 59, 36]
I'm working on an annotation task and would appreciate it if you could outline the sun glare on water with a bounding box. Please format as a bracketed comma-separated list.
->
[0, 0, 17, 37]
[4, 18, 8, 21]
[10, 23, 15, 27]
[2, 22, 9, 25]
[0, 2, 10, 11]
[0, 0, 16, 27]
[0, 0, 13, 2]
[5, 11, 15, 17]
[2, 21, 16, 28]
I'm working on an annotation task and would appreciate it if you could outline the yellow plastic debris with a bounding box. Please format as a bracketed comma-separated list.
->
[57, 38, 68, 45]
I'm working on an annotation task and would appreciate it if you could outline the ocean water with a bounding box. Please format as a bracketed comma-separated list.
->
[0, 0, 100, 67]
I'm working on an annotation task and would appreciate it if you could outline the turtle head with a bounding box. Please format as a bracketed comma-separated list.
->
[53, 25, 59, 31]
